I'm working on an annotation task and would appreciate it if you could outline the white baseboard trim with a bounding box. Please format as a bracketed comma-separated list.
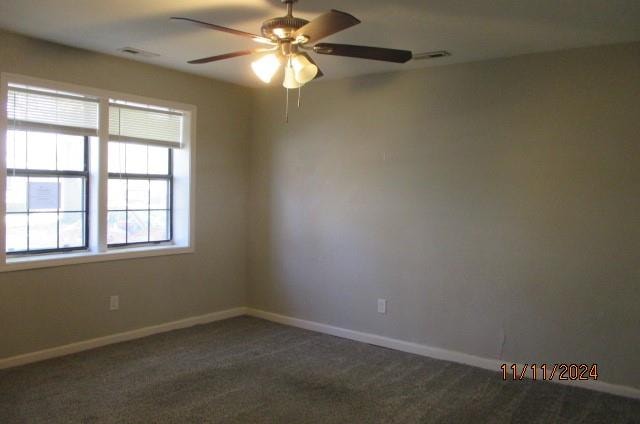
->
[0, 307, 248, 370]
[246, 308, 640, 401]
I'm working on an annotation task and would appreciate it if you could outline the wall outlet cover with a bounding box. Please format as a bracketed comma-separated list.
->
[109, 295, 120, 311]
[378, 299, 387, 314]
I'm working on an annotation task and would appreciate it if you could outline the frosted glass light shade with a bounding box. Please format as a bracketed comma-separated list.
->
[283, 66, 303, 89]
[251, 54, 281, 83]
[292, 54, 318, 84]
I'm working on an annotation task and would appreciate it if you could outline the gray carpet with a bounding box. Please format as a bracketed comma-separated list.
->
[1, 317, 638, 423]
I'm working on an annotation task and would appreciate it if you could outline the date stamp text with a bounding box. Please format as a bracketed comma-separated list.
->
[501, 364, 598, 381]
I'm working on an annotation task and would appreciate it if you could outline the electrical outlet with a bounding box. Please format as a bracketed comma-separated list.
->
[377, 299, 387, 314]
[109, 295, 119, 311]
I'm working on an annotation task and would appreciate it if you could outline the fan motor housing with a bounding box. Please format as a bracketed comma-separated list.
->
[261, 16, 309, 40]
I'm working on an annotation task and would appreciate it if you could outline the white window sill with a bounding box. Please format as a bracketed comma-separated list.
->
[1, 244, 194, 273]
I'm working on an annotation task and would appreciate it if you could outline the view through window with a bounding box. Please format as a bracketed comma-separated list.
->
[6, 130, 89, 253]
[107, 142, 172, 246]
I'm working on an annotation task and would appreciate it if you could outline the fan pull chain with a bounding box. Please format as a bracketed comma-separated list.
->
[285, 88, 289, 124]
[297, 86, 302, 108]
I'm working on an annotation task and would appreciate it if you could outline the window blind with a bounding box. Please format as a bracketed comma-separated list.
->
[109, 102, 183, 148]
[7, 85, 99, 137]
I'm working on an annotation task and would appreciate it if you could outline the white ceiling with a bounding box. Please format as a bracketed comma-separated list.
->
[1, 0, 639, 87]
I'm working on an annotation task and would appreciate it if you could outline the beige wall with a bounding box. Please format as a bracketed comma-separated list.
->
[0, 30, 252, 358]
[248, 42, 640, 389]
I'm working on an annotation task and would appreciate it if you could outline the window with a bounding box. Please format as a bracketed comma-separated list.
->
[4, 83, 97, 255]
[6, 130, 89, 254]
[107, 142, 172, 246]
[1, 74, 195, 271]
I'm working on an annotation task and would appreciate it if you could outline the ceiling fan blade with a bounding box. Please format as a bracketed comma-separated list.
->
[171, 17, 273, 44]
[300, 53, 324, 79]
[188, 50, 259, 64]
[314, 43, 413, 63]
[294, 10, 360, 43]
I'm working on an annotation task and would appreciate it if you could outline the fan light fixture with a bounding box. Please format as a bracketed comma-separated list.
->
[283, 64, 302, 89]
[291, 54, 318, 84]
[252, 53, 319, 88]
[251, 54, 281, 83]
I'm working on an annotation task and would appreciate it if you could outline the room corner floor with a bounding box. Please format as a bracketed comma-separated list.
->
[1, 316, 638, 423]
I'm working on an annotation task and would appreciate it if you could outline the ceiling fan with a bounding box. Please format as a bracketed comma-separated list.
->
[171, 0, 413, 89]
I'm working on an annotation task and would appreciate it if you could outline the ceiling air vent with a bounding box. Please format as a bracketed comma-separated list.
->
[413, 50, 451, 61]
[117, 47, 160, 58]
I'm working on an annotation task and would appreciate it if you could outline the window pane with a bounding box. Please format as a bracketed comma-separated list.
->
[127, 210, 149, 243]
[60, 177, 84, 211]
[108, 142, 125, 174]
[57, 135, 85, 171]
[125, 143, 147, 174]
[27, 132, 57, 170]
[6, 213, 28, 252]
[28, 177, 59, 212]
[108, 179, 127, 210]
[29, 213, 58, 250]
[148, 146, 169, 175]
[6, 176, 27, 212]
[127, 179, 149, 210]
[150, 210, 169, 241]
[59, 212, 84, 248]
[149, 180, 168, 209]
[7, 130, 27, 169]
[107, 211, 126, 244]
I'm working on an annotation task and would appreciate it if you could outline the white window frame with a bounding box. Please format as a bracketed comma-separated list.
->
[0, 73, 196, 272]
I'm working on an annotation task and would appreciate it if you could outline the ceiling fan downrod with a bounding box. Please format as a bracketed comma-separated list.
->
[283, 0, 296, 17]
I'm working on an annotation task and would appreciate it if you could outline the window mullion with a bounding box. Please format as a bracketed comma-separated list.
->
[125, 178, 129, 245]
[26, 176, 30, 251]
[90, 97, 110, 253]
[56, 175, 60, 250]
[169, 150, 173, 241]
[0, 78, 7, 262]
